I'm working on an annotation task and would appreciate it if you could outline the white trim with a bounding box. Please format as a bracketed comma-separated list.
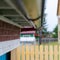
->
[21, 31, 35, 34]
[0, 39, 20, 56]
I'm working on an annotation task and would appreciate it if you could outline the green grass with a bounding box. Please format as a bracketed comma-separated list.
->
[41, 41, 59, 45]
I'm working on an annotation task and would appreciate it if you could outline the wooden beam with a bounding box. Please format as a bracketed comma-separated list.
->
[2, 15, 20, 17]
[0, 7, 13, 9]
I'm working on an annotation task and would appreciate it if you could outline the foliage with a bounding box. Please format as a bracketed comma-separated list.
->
[42, 14, 47, 37]
[52, 25, 58, 38]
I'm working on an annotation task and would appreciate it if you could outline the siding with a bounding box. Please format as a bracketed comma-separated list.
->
[0, 20, 20, 41]
[0, 20, 20, 56]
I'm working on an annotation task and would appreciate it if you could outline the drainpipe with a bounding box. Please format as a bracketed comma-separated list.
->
[38, 0, 45, 45]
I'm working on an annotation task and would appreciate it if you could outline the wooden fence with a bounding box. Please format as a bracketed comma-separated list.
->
[20, 45, 60, 60]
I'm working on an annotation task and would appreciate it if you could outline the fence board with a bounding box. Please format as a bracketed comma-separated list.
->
[54, 45, 58, 60]
[45, 45, 48, 60]
[40, 45, 43, 60]
[22, 45, 25, 60]
[30, 45, 34, 60]
[11, 46, 20, 60]
[20, 45, 60, 60]
[49, 45, 53, 60]
[35, 45, 39, 60]
[26, 45, 30, 60]
[59, 45, 60, 60]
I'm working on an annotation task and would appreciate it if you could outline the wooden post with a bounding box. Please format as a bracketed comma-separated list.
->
[57, 0, 60, 15]
[58, 0, 60, 43]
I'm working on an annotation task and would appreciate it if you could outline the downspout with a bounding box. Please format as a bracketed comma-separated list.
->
[39, 0, 45, 44]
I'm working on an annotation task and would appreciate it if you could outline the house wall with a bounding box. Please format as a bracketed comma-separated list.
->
[0, 20, 20, 56]
[0, 20, 20, 41]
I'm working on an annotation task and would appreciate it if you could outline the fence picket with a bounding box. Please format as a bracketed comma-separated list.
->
[54, 45, 58, 60]
[22, 45, 25, 60]
[45, 45, 48, 60]
[49, 45, 53, 60]
[26, 45, 30, 60]
[30, 45, 34, 60]
[35, 45, 39, 60]
[40, 45, 43, 60]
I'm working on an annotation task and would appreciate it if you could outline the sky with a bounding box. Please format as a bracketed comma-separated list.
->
[45, 0, 58, 32]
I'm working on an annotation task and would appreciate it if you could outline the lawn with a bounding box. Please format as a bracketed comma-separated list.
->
[41, 41, 59, 45]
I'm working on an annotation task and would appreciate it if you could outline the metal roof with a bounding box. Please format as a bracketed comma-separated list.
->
[0, 0, 44, 28]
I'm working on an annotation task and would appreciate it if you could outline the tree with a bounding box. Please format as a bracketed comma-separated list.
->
[52, 25, 58, 38]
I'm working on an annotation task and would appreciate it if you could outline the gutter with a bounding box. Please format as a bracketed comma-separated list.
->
[39, 0, 45, 44]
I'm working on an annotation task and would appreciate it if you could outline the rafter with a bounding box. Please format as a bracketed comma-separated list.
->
[0, 16, 22, 28]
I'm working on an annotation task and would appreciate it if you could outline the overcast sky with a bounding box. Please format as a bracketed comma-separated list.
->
[45, 0, 58, 32]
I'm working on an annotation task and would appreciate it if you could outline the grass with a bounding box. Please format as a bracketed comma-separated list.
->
[41, 41, 59, 45]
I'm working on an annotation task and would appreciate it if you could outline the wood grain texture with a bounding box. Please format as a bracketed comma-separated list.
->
[11, 46, 20, 60]
[20, 45, 60, 60]
[57, 0, 60, 15]
[45, 45, 48, 60]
